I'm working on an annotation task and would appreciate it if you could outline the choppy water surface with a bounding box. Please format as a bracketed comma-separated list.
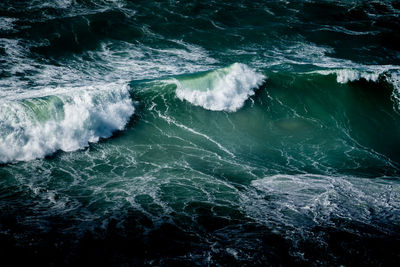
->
[1, 0, 400, 265]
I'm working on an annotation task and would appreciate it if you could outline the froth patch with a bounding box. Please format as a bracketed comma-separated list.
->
[246, 174, 400, 230]
[315, 69, 381, 83]
[0, 18, 17, 32]
[0, 84, 134, 163]
[389, 72, 400, 112]
[174, 63, 265, 112]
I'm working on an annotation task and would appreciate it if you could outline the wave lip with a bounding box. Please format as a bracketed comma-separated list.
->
[174, 63, 265, 112]
[0, 84, 134, 163]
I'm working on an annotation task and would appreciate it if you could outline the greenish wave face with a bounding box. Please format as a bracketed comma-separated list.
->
[1, 0, 400, 265]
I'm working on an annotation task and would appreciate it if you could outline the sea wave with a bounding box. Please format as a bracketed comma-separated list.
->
[312, 67, 400, 112]
[173, 63, 265, 112]
[0, 83, 134, 163]
[316, 69, 381, 83]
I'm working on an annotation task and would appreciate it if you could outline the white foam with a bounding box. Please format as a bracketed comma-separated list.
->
[86, 40, 217, 83]
[33, 0, 73, 9]
[312, 67, 400, 112]
[0, 83, 134, 163]
[388, 72, 400, 112]
[278, 43, 400, 86]
[0, 18, 17, 32]
[316, 69, 381, 83]
[245, 174, 400, 229]
[174, 63, 265, 112]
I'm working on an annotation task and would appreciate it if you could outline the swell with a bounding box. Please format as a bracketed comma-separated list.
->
[310, 68, 400, 112]
[159, 64, 400, 114]
[0, 83, 134, 163]
[2, 62, 400, 165]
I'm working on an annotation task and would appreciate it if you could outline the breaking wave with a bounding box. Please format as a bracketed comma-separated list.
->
[0, 84, 134, 163]
[173, 63, 265, 112]
[313, 67, 400, 111]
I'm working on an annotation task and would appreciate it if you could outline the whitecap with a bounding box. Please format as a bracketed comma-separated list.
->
[173, 63, 265, 112]
[0, 83, 134, 163]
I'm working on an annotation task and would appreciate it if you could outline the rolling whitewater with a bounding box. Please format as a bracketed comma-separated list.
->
[1, 0, 400, 265]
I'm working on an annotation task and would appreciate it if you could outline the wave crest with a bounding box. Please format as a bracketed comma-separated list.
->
[174, 63, 265, 112]
[0, 84, 134, 163]
[315, 69, 381, 83]
[314, 68, 400, 112]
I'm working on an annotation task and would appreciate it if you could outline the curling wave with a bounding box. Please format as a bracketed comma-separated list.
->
[314, 67, 400, 112]
[173, 63, 265, 112]
[0, 84, 134, 163]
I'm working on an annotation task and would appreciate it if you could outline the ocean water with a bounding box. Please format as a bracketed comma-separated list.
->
[1, 0, 400, 265]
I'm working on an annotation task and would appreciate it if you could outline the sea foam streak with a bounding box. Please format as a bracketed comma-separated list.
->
[174, 63, 265, 112]
[0, 84, 134, 163]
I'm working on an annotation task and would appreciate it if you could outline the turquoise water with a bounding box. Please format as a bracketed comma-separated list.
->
[1, 1, 400, 265]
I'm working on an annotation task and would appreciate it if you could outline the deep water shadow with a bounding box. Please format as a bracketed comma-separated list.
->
[0, 205, 297, 266]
